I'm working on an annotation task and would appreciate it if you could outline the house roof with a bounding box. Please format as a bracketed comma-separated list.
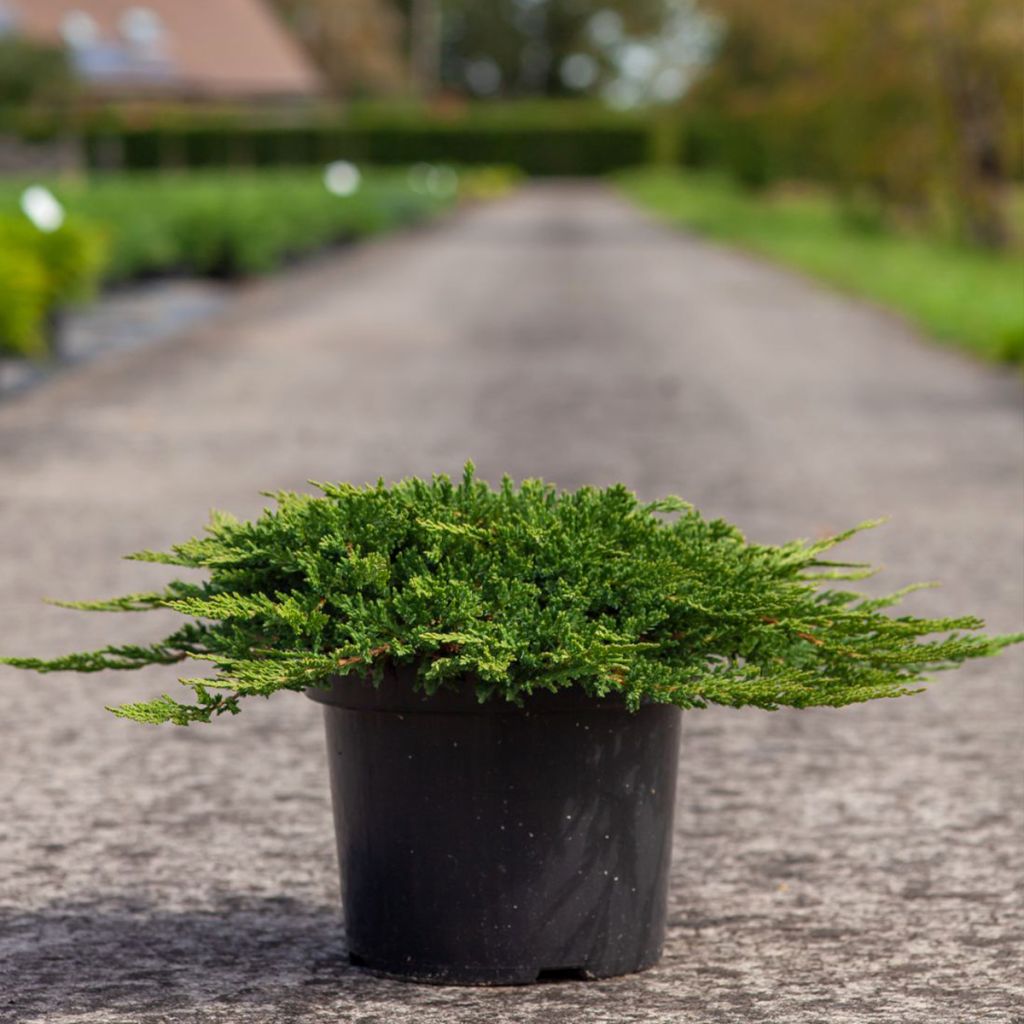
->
[2, 0, 322, 99]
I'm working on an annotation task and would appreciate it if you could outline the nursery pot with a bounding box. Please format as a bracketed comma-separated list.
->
[308, 666, 682, 985]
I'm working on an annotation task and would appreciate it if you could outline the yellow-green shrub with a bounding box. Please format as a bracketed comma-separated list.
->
[0, 216, 107, 356]
[0, 245, 49, 357]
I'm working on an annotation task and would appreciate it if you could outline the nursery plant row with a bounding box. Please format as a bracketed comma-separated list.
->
[0, 167, 510, 359]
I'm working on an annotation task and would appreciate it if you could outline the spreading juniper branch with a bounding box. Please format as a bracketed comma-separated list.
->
[3, 463, 1020, 725]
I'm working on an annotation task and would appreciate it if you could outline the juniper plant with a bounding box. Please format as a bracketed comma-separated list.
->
[3, 464, 1020, 725]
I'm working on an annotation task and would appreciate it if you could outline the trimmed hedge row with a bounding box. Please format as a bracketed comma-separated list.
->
[79, 107, 655, 176]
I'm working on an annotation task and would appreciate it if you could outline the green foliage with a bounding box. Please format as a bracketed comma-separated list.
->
[0, 171, 453, 285]
[70, 103, 653, 177]
[0, 38, 76, 117]
[3, 465, 1019, 726]
[423, 0, 675, 98]
[686, 0, 1023, 249]
[618, 169, 1024, 365]
[0, 244, 49, 357]
[0, 216, 107, 357]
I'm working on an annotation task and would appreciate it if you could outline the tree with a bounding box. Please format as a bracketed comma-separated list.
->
[690, 0, 1023, 247]
[0, 37, 77, 119]
[392, 0, 703, 100]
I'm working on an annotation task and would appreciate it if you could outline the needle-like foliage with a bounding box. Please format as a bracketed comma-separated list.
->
[3, 464, 1020, 725]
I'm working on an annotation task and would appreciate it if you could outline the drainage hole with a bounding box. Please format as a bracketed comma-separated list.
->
[536, 966, 588, 982]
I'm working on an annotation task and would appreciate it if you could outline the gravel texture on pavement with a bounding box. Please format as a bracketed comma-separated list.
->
[1, 184, 1021, 1024]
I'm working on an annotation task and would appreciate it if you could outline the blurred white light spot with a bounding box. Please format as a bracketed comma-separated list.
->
[560, 52, 598, 91]
[427, 164, 458, 197]
[619, 43, 658, 81]
[119, 6, 163, 48]
[323, 160, 361, 196]
[60, 10, 99, 49]
[465, 57, 501, 96]
[407, 162, 434, 193]
[652, 66, 688, 102]
[588, 10, 623, 47]
[590, 3, 719, 110]
[20, 185, 65, 232]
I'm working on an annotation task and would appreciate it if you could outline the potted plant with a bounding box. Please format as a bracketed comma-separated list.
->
[4, 465, 1020, 984]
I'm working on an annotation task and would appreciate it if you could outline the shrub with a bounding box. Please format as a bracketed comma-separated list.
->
[3, 465, 1019, 725]
[0, 244, 49, 357]
[0, 216, 107, 357]
[155, 174, 448, 278]
[456, 165, 523, 201]
[29, 219, 107, 306]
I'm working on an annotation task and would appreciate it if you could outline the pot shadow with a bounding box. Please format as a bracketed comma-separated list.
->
[0, 895, 367, 1022]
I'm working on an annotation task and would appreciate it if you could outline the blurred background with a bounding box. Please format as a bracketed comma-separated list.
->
[1, 6, 1022, 1021]
[0, 0, 1021, 370]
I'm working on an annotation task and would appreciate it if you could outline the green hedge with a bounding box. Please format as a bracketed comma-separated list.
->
[77, 104, 654, 176]
[83, 125, 651, 176]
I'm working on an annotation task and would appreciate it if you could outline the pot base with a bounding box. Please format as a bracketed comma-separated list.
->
[346, 950, 660, 986]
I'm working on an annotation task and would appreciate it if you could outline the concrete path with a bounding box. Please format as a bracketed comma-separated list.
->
[1, 280, 231, 399]
[1, 184, 1021, 1024]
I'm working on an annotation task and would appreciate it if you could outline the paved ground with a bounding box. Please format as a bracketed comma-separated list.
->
[0, 280, 231, 399]
[1, 184, 1021, 1024]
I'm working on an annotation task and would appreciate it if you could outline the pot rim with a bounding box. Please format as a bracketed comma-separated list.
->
[305, 665, 659, 715]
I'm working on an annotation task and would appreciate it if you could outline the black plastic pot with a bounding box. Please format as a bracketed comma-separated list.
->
[308, 667, 681, 985]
